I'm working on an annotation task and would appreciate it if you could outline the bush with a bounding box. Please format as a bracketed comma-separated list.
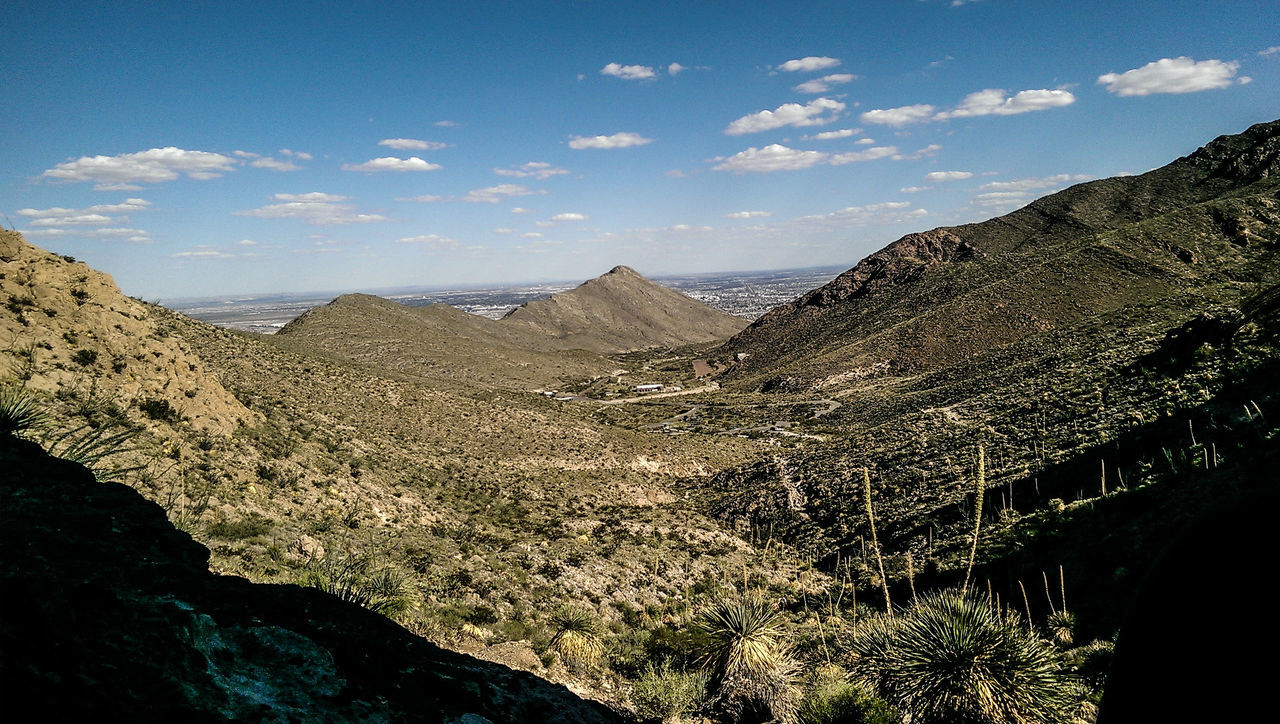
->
[137, 397, 180, 422]
[631, 662, 709, 722]
[549, 605, 604, 667]
[205, 512, 274, 540]
[798, 668, 898, 724]
[694, 593, 800, 723]
[850, 590, 1075, 724]
[299, 551, 416, 618]
[71, 349, 98, 367]
[1, 384, 48, 438]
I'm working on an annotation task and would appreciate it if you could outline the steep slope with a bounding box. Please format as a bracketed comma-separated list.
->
[501, 265, 748, 353]
[724, 119, 1280, 388]
[275, 292, 612, 389]
[0, 434, 620, 723]
[1, 230, 254, 433]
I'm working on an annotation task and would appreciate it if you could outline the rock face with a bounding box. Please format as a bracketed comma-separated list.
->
[0, 435, 622, 723]
[0, 230, 255, 433]
[723, 119, 1280, 387]
[501, 265, 749, 353]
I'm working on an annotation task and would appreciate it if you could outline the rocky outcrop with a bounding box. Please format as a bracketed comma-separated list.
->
[0, 435, 622, 723]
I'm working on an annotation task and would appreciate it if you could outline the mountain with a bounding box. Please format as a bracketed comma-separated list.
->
[0, 230, 254, 434]
[701, 119, 1280, 633]
[0, 433, 619, 723]
[275, 292, 612, 389]
[723, 119, 1280, 389]
[501, 265, 749, 353]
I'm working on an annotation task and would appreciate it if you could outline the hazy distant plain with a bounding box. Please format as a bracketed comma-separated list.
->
[168, 266, 845, 334]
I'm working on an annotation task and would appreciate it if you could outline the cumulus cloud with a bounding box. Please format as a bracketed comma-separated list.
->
[668, 62, 686, 75]
[341, 156, 441, 172]
[794, 73, 857, 94]
[171, 247, 233, 259]
[551, 212, 587, 221]
[23, 227, 153, 243]
[464, 184, 543, 203]
[280, 149, 312, 160]
[378, 138, 448, 150]
[924, 170, 973, 182]
[235, 192, 388, 225]
[860, 104, 937, 126]
[250, 157, 302, 171]
[396, 234, 460, 248]
[725, 98, 845, 135]
[711, 144, 829, 173]
[971, 191, 1034, 208]
[778, 56, 841, 72]
[494, 161, 570, 179]
[17, 198, 152, 236]
[40, 147, 237, 188]
[601, 62, 656, 80]
[901, 186, 931, 193]
[977, 173, 1092, 192]
[569, 132, 653, 149]
[510, 207, 532, 214]
[804, 128, 861, 141]
[1260, 46, 1280, 57]
[1097, 57, 1245, 96]
[790, 201, 926, 229]
[935, 88, 1075, 119]
[238, 239, 259, 246]
[725, 210, 772, 219]
[829, 146, 899, 165]
[891, 144, 942, 160]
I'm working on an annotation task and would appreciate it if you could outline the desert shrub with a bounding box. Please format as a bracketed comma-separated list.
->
[300, 551, 416, 618]
[42, 422, 138, 482]
[205, 512, 274, 540]
[631, 662, 709, 722]
[137, 397, 180, 422]
[694, 592, 800, 723]
[1, 383, 48, 438]
[849, 590, 1074, 724]
[798, 667, 899, 724]
[71, 349, 98, 367]
[549, 604, 605, 666]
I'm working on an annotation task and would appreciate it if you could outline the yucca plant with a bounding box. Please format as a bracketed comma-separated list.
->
[300, 552, 416, 618]
[695, 593, 799, 723]
[42, 423, 140, 482]
[0, 383, 48, 438]
[850, 590, 1075, 724]
[549, 605, 604, 667]
[1046, 610, 1076, 647]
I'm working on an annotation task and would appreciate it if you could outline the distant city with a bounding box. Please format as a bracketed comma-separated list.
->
[167, 266, 846, 335]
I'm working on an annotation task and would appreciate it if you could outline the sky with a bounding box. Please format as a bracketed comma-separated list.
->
[2, 1, 1277, 300]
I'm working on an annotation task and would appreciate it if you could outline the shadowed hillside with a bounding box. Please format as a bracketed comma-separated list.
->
[502, 265, 749, 353]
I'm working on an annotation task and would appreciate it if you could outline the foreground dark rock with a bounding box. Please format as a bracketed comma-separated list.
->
[0, 436, 623, 723]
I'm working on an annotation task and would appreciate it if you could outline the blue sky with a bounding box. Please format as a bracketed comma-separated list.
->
[2, 0, 1277, 299]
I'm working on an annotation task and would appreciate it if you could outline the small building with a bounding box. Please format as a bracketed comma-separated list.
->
[634, 383, 664, 393]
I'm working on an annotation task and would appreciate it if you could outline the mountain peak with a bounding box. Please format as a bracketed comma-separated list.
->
[606, 265, 639, 276]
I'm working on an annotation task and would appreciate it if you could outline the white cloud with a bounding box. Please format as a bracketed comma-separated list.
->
[924, 170, 973, 182]
[171, 248, 233, 259]
[510, 207, 532, 214]
[40, 147, 237, 187]
[790, 201, 925, 229]
[668, 62, 686, 75]
[794, 73, 856, 94]
[464, 184, 543, 203]
[977, 173, 1092, 192]
[235, 192, 388, 225]
[712, 144, 829, 173]
[856, 138, 875, 145]
[1098, 57, 1243, 96]
[22, 227, 153, 243]
[18, 198, 150, 219]
[860, 104, 937, 126]
[435, 120, 459, 127]
[494, 161, 570, 179]
[551, 212, 588, 222]
[494, 228, 513, 234]
[280, 149, 312, 160]
[341, 156, 441, 172]
[725, 98, 845, 135]
[396, 194, 447, 203]
[901, 186, 932, 193]
[891, 144, 942, 160]
[601, 62, 656, 80]
[378, 138, 448, 150]
[237, 239, 259, 246]
[569, 132, 653, 149]
[935, 88, 1075, 119]
[1261, 46, 1280, 57]
[521, 232, 544, 238]
[250, 157, 302, 171]
[778, 56, 841, 72]
[804, 128, 860, 141]
[396, 234, 460, 248]
[971, 191, 1033, 208]
[725, 210, 772, 219]
[829, 146, 899, 164]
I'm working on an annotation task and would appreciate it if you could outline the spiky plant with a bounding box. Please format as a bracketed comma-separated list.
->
[549, 605, 604, 666]
[851, 590, 1075, 724]
[695, 593, 799, 723]
[0, 383, 48, 438]
[1046, 611, 1076, 647]
[300, 552, 416, 618]
[42, 423, 140, 482]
